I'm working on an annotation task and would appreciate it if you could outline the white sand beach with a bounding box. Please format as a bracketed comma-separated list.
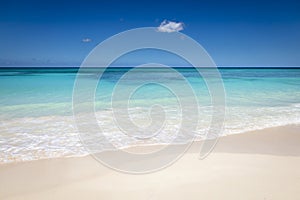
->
[0, 125, 299, 200]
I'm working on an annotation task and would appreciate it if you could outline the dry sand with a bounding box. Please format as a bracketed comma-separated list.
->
[0, 125, 300, 200]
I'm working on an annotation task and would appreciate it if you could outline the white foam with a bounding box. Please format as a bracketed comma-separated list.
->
[0, 104, 300, 163]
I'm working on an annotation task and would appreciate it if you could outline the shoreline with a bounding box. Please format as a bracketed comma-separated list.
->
[0, 124, 300, 166]
[0, 124, 300, 167]
[0, 124, 300, 199]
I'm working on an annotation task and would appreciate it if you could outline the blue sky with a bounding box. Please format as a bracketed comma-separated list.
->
[0, 0, 300, 67]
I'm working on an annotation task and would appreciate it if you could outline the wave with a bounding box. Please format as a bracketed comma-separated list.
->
[1, 104, 300, 163]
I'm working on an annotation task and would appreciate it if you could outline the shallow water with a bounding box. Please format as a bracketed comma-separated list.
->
[0, 67, 300, 163]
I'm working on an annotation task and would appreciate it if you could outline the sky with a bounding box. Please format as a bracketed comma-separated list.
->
[0, 0, 300, 67]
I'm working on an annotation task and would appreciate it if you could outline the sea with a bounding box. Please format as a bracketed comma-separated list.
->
[0, 67, 300, 163]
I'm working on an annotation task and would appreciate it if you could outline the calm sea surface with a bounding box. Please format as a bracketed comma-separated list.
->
[1, 67, 300, 162]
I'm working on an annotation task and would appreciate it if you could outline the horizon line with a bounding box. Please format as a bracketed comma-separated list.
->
[1, 65, 300, 68]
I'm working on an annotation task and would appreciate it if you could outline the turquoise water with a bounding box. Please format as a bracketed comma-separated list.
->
[0, 67, 300, 162]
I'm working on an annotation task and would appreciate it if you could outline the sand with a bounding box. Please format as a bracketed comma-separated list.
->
[0, 125, 300, 200]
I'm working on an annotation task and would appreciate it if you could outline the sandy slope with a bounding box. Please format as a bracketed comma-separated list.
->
[0, 125, 299, 200]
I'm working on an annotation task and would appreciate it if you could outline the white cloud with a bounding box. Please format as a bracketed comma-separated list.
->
[157, 20, 184, 33]
[82, 38, 92, 43]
